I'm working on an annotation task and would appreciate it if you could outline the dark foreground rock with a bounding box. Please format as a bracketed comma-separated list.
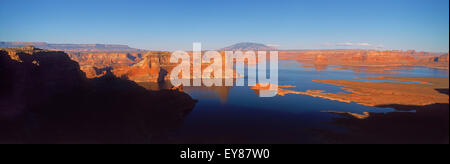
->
[0, 47, 196, 144]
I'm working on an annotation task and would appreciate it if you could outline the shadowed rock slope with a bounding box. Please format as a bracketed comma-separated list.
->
[0, 46, 196, 144]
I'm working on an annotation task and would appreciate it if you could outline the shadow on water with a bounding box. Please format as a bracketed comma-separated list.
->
[138, 81, 232, 104]
[1, 72, 197, 144]
[316, 102, 449, 144]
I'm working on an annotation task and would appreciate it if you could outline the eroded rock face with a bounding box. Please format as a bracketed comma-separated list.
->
[0, 47, 197, 144]
[124, 52, 172, 82]
[68, 51, 173, 82]
[68, 52, 143, 67]
[70, 51, 238, 83]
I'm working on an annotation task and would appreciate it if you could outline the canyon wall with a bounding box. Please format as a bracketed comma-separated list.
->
[69, 51, 238, 83]
[279, 50, 449, 70]
[68, 51, 177, 82]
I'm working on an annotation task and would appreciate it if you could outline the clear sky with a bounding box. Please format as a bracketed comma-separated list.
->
[0, 0, 448, 52]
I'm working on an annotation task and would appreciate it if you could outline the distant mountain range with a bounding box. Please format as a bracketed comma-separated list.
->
[0, 42, 141, 52]
[1, 41, 280, 52]
[221, 42, 278, 51]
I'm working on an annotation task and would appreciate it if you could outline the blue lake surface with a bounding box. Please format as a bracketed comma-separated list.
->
[160, 60, 449, 143]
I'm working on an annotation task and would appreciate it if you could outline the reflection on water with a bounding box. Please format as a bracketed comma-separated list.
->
[138, 82, 232, 104]
[137, 60, 449, 143]
[184, 86, 232, 104]
[138, 82, 174, 91]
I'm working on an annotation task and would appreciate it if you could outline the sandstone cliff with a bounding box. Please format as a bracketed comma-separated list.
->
[69, 51, 238, 83]
[122, 52, 172, 82]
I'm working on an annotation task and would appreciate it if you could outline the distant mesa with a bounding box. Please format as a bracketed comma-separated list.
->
[0, 41, 141, 52]
[278, 49, 449, 71]
[220, 42, 278, 51]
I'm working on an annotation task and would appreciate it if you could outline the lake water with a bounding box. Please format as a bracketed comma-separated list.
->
[142, 60, 449, 144]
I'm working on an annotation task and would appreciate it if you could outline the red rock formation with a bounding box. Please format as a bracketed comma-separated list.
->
[68, 52, 143, 67]
[125, 52, 170, 82]
[70, 51, 238, 83]
[68, 51, 178, 82]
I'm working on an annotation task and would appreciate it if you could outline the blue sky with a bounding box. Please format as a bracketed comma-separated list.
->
[0, 0, 448, 51]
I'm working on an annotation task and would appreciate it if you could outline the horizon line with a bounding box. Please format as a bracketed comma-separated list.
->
[1, 41, 449, 53]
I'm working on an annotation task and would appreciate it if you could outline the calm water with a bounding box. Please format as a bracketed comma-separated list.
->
[142, 60, 449, 144]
